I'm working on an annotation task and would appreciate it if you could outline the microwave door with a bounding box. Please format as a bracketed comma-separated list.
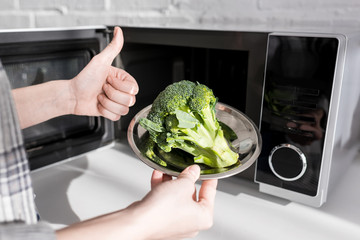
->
[0, 26, 115, 170]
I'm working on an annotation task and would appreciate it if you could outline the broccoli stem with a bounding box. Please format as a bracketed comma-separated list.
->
[171, 125, 239, 168]
[192, 105, 218, 139]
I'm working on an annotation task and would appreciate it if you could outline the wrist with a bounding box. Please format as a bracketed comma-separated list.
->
[62, 79, 76, 115]
[119, 203, 151, 240]
[47, 80, 76, 116]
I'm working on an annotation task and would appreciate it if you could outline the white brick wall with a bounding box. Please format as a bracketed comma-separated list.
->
[0, 0, 359, 30]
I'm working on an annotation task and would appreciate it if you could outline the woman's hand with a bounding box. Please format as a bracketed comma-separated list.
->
[56, 165, 217, 240]
[130, 165, 218, 240]
[70, 26, 139, 121]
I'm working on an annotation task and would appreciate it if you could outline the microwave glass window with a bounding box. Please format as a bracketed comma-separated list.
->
[2, 50, 96, 149]
[4, 51, 89, 88]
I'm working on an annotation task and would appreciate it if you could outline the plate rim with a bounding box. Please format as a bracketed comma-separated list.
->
[127, 102, 262, 180]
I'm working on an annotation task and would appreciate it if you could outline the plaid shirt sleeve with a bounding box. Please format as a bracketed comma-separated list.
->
[0, 60, 56, 239]
[0, 222, 56, 240]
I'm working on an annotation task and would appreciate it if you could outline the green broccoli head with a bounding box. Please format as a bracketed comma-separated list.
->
[139, 80, 239, 169]
[148, 80, 196, 124]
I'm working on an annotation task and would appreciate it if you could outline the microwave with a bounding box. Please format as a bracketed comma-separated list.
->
[119, 26, 360, 207]
[1, 26, 359, 207]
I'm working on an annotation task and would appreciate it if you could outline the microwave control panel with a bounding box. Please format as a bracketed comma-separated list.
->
[255, 34, 339, 197]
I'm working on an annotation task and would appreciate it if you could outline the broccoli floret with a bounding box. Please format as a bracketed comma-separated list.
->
[139, 80, 239, 169]
[148, 80, 196, 124]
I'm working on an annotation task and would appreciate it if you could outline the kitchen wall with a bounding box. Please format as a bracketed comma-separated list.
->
[0, 0, 360, 30]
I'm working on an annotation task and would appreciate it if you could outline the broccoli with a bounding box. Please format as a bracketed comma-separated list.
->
[139, 80, 239, 169]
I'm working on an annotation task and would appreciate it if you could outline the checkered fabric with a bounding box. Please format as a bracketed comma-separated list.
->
[0, 61, 37, 224]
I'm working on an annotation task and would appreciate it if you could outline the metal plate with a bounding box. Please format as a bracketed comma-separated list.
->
[127, 102, 262, 180]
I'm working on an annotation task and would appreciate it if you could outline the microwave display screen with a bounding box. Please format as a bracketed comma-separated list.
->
[257, 35, 339, 196]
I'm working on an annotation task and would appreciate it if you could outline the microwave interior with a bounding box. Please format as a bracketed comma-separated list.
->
[0, 36, 113, 170]
[120, 43, 250, 129]
[118, 27, 268, 134]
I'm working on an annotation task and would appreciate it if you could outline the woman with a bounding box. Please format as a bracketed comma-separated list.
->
[0, 27, 217, 240]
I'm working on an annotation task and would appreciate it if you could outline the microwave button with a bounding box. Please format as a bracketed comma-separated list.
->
[268, 144, 307, 181]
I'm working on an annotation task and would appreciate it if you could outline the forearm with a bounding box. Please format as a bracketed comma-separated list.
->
[12, 80, 75, 129]
[56, 207, 147, 240]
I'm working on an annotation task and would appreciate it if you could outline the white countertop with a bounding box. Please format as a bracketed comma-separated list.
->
[31, 141, 360, 240]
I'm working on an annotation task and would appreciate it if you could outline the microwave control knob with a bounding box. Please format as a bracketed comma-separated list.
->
[268, 144, 307, 181]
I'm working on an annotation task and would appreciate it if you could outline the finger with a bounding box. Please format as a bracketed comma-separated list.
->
[298, 124, 316, 131]
[198, 179, 218, 207]
[97, 103, 121, 121]
[103, 83, 136, 106]
[98, 93, 130, 116]
[192, 186, 197, 201]
[177, 165, 200, 184]
[163, 174, 173, 182]
[182, 231, 199, 239]
[108, 67, 139, 95]
[103, 82, 136, 106]
[151, 170, 165, 189]
[97, 26, 124, 65]
[286, 122, 297, 128]
[298, 124, 323, 139]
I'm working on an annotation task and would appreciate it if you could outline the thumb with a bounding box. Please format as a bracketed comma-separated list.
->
[98, 26, 124, 65]
[178, 165, 200, 183]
